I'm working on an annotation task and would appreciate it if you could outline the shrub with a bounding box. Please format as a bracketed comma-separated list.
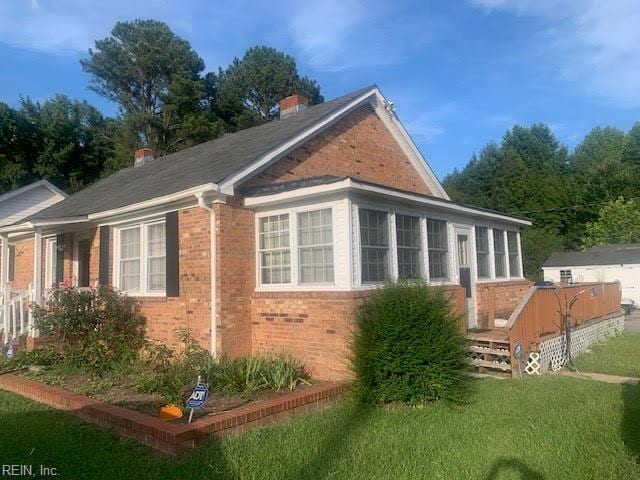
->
[136, 331, 309, 404]
[352, 281, 469, 405]
[32, 285, 146, 372]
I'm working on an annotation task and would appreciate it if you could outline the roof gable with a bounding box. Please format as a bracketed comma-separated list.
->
[29, 85, 447, 222]
[0, 180, 67, 227]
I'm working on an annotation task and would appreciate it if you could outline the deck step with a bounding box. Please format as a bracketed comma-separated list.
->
[468, 346, 511, 356]
[469, 359, 512, 372]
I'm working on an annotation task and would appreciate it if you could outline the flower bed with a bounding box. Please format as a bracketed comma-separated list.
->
[0, 373, 347, 456]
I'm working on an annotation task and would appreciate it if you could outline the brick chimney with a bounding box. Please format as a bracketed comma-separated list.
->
[279, 94, 309, 119]
[134, 148, 154, 167]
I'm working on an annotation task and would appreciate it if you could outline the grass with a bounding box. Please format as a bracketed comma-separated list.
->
[0, 376, 638, 479]
[572, 332, 640, 377]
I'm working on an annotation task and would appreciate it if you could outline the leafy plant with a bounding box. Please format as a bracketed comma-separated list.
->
[352, 281, 470, 406]
[32, 285, 146, 372]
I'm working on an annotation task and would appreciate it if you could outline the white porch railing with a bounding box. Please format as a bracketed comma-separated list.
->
[1, 284, 35, 346]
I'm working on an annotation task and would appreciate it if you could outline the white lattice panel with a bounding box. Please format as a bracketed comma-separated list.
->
[525, 314, 624, 375]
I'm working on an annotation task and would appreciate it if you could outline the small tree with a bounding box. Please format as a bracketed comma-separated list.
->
[582, 197, 640, 248]
[352, 281, 469, 406]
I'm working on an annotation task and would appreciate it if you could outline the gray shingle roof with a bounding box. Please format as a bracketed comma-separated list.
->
[30, 86, 376, 221]
[543, 244, 640, 267]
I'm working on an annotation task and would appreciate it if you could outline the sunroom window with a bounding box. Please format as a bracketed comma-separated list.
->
[427, 218, 449, 281]
[493, 229, 506, 278]
[507, 231, 521, 277]
[475, 226, 490, 279]
[117, 220, 166, 295]
[395, 214, 422, 279]
[259, 214, 291, 284]
[298, 209, 334, 284]
[359, 209, 389, 283]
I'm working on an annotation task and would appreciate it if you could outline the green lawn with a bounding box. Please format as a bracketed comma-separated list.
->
[573, 332, 640, 377]
[0, 376, 638, 479]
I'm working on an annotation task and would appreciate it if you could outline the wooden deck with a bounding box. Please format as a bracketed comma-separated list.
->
[466, 328, 509, 343]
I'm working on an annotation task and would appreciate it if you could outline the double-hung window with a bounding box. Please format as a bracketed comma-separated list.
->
[493, 229, 506, 277]
[395, 214, 422, 279]
[298, 209, 334, 284]
[475, 227, 490, 279]
[427, 218, 449, 281]
[259, 214, 291, 284]
[359, 209, 389, 283]
[507, 231, 521, 277]
[117, 220, 166, 295]
[560, 269, 572, 283]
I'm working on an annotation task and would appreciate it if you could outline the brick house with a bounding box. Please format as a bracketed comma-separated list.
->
[0, 86, 531, 380]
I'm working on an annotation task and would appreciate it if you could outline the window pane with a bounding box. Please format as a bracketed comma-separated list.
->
[360, 209, 389, 283]
[475, 227, 490, 278]
[259, 215, 291, 285]
[427, 219, 448, 281]
[396, 215, 421, 279]
[493, 229, 506, 277]
[507, 231, 520, 277]
[146, 223, 166, 291]
[298, 209, 334, 283]
[120, 259, 140, 291]
[119, 227, 141, 291]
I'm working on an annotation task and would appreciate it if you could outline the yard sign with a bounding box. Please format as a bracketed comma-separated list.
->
[186, 375, 209, 423]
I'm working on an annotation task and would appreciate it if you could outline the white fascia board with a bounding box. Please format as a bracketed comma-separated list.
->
[244, 178, 532, 226]
[370, 90, 450, 200]
[29, 183, 222, 228]
[87, 183, 221, 221]
[0, 221, 35, 234]
[219, 89, 379, 195]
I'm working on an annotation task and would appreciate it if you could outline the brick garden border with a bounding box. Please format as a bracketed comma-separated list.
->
[0, 374, 348, 456]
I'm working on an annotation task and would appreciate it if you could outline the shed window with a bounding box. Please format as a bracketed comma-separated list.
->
[360, 209, 389, 283]
[396, 214, 422, 279]
[427, 218, 449, 281]
[475, 227, 490, 279]
[493, 229, 506, 277]
[560, 269, 572, 283]
[298, 209, 334, 284]
[259, 214, 291, 284]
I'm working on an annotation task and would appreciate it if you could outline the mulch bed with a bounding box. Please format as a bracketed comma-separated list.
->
[18, 368, 313, 424]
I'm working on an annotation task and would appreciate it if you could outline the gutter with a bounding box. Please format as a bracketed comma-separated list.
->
[195, 192, 219, 358]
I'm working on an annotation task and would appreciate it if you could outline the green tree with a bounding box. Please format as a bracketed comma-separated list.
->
[218, 46, 323, 123]
[80, 20, 217, 158]
[582, 197, 640, 248]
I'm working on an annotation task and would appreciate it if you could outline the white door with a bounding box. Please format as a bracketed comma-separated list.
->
[455, 227, 476, 329]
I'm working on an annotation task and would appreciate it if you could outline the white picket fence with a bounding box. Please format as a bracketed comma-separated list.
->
[0, 284, 35, 346]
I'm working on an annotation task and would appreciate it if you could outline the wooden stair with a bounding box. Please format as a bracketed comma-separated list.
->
[466, 330, 512, 378]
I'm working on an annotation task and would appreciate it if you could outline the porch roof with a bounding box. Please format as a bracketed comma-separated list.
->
[243, 176, 532, 226]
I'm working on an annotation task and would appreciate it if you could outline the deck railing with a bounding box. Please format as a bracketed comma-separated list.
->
[1, 285, 35, 346]
[506, 282, 621, 361]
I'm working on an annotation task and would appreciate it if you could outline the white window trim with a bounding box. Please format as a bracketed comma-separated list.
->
[113, 218, 167, 297]
[44, 236, 57, 289]
[255, 202, 339, 291]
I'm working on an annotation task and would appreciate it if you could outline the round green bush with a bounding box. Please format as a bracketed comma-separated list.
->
[352, 281, 469, 405]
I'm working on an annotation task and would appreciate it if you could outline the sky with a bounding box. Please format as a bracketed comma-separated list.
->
[1, 0, 640, 181]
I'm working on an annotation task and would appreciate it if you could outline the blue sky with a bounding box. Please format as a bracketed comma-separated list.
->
[1, 0, 639, 181]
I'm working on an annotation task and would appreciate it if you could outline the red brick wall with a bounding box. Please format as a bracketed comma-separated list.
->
[9, 238, 34, 291]
[243, 107, 434, 195]
[251, 285, 466, 381]
[476, 280, 531, 328]
[54, 207, 213, 351]
[214, 199, 255, 357]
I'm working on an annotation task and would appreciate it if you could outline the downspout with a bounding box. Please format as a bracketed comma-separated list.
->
[196, 193, 217, 358]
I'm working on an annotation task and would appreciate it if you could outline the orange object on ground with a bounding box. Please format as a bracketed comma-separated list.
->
[158, 404, 183, 420]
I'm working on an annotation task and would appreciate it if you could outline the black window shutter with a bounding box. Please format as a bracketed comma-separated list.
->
[8, 245, 15, 282]
[55, 234, 64, 284]
[99, 226, 110, 286]
[165, 211, 179, 297]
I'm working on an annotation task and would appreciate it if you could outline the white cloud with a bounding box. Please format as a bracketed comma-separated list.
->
[288, 0, 432, 71]
[468, 0, 640, 107]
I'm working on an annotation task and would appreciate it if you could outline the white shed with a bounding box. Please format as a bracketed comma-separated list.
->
[543, 244, 640, 305]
